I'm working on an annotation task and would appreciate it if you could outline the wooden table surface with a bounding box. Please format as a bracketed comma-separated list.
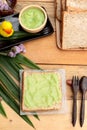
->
[1, 0, 87, 130]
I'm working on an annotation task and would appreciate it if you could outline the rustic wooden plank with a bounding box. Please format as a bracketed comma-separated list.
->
[56, 0, 61, 20]
[1, 64, 87, 130]
[1, 0, 87, 130]
[15, 1, 55, 17]
[15, 0, 87, 65]
[1, 100, 87, 130]
[23, 32, 87, 65]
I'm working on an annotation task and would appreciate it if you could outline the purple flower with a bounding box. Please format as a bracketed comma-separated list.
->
[8, 51, 16, 57]
[18, 44, 26, 53]
[0, 0, 10, 11]
[7, 44, 26, 57]
[4, 3, 10, 10]
[11, 44, 26, 54]
[11, 46, 21, 54]
[0, 4, 5, 10]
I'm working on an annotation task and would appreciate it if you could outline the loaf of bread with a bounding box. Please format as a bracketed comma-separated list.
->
[21, 70, 62, 112]
[62, 11, 87, 49]
[66, 0, 87, 10]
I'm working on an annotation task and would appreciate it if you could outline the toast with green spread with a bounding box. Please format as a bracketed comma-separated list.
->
[21, 71, 62, 112]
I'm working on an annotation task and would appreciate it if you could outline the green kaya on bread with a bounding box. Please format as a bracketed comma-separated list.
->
[21, 70, 62, 112]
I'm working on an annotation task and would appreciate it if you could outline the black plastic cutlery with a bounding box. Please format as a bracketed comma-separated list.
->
[72, 76, 79, 126]
[79, 76, 87, 127]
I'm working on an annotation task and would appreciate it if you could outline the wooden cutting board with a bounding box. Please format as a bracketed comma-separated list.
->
[56, 0, 87, 50]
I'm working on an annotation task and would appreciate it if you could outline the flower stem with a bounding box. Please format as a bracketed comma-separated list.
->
[0, 52, 7, 56]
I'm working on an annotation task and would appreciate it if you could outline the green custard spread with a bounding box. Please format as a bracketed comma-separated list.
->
[21, 7, 45, 29]
[24, 72, 62, 109]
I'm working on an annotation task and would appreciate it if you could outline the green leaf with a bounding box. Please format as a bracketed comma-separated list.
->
[0, 31, 38, 41]
[0, 55, 20, 80]
[0, 84, 35, 129]
[0, 67, 39, 121]
[33, 114, 40, 120]
[0, 67, 20, 100]
[0, 54, 40, 126]
[0, 102, 7, 118]
[14, 54, 41, 69]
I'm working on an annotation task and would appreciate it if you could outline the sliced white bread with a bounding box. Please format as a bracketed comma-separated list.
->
[62, 11, 87, 49]
[66, 0, 87, 10]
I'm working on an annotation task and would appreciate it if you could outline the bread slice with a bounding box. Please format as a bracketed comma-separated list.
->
[21, 70, 62, 112]
[62, 11, 87, 49]
[66, 0, 87, 11]
[66, 6, 85, 12]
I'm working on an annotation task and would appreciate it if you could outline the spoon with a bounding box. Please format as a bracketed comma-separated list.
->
[80, 76, 87, 127]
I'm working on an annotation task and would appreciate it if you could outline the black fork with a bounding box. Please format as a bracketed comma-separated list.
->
[72, 76, 79, 126]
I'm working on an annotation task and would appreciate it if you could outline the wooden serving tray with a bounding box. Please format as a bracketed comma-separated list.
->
[55, 0, 87, 50]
